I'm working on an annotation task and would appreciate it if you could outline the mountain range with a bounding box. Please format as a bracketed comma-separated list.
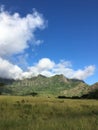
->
[0, 74, 98, 98]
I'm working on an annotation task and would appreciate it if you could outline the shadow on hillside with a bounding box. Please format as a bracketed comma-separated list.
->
[0, 82, 14, 95]
[58, 90, 98, 100]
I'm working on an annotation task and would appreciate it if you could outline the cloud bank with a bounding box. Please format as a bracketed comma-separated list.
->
[0, 57, 95, 80]
[23, 58, 95, 80]
[0, 6, 95, 81]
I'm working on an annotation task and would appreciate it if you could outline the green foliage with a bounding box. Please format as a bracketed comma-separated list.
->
[0, 82, 13, 95]
[0, 96, 98, 130]
[1, 74, 98, 98]
[4, 74, 88, 96]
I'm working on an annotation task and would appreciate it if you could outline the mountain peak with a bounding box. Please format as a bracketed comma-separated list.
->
[37, 74, 47, 78]
[51, 74, 69, 83]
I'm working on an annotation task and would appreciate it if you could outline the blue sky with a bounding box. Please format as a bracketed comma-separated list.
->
[0, 0, 97, 84]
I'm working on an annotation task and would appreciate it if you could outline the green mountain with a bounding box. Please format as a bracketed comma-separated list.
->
[80, 82, 98, 99]
[0, 74, 89, 96]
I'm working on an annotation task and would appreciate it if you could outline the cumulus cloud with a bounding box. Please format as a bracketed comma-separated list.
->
[0, 57, 23, 79]
[37, 58, 55, 70]
[22, 58, 95, 80]
[0, 6, 46, 79]
[0, 57, 95, 80]
[22, 58, 55, 78]
[0, 6, 45, 57]
[72, 66, 95, 80]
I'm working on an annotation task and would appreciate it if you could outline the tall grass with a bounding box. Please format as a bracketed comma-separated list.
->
[0, 96, 98, 130]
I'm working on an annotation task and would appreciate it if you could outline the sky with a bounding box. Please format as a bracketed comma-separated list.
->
[0, 0, 98, 84]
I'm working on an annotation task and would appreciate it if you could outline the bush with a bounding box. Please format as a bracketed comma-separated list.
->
[29, 92, 38, 96]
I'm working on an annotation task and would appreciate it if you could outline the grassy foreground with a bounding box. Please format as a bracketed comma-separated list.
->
[0, 96, 98, 130]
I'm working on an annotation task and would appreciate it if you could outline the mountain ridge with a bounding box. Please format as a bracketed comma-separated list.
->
[0, 74, 97, 98]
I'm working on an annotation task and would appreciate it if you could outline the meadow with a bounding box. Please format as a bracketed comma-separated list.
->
[0, 96, 98, 130]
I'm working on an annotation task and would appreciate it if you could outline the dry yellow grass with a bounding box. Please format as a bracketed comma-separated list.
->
[0, 96, 98, 130]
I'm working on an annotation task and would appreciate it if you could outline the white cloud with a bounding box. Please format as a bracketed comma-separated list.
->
[22, 58, 55, 78]
[0, 6, 45, 57]
[37, 58, 55, 70]
[0, 57, 95, 80]
[22, 58, 95, 80]
[72, 66, 95, 80]
[0, 57, 23, 79]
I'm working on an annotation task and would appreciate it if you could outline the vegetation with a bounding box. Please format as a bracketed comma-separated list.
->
[0, 74, 88, 96]
[0, 96, 98, 130]
[0, 74, 98, 99]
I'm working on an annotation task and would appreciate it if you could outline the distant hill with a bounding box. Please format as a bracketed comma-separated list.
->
[81, 82, 98, 99]
[0, 74, 89, 96]
[90, 82, 98, 91]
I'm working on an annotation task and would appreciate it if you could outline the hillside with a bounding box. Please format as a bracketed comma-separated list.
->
[80, 82, 98, 99]
[90, 82, 98, 91]
[0, 74, 89, 96]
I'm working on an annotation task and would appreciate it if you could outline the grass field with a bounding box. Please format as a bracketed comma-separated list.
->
[0, 96, 98, 130]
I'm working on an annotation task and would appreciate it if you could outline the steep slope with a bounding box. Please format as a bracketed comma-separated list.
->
[90, 82, 98, 91]
[81, 82, 98, 99]
[62, 82, 89, 97]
